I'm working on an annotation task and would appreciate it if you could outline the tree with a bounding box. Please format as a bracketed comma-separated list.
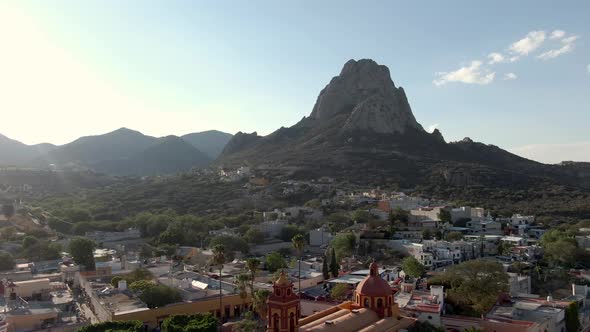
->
[252, 289, 270, 323]
[330, 283, 348, 301]
[292, 234, 305, 298]
[327, 213, 353, 232]
[210, 235, 249, 259]
[390, 207, 409, 223]
[245, 258, 261, 295]
[111, 276, 123, 288]
[540, 230, 579, 268]
[322, 255, 329, 280]
[129, 280, 155, 293]
[331, 233, 356, 260]
[265, 252, 286, 273]
[233, 311, 259, 332]
[408, 320, 444, 332]
[402, 256, 425, 278]
[69, 237, 96, 270]
[22, 236, 39, 248]
[279, 225, 303, 242]
[0, 251, 14, 271]
[422, 229, 433, 240]
[565, 301, 580, 332]
[434, 230, 443, 240]
[329, 247, 339, 278]
[445, 231, 464, 242]
[1, 203, 15, 219]
[139, 285, 182, 309]
[77, 320, 143, 332]
[438, 210, 452, 224]
[432, 259, 508, 314]
[353, 210, 373, 223]
[244, 228, 265, 244]
[162, 313, 217, 332]
[211, 244, 226, 322]
[234, 274, 250, 317]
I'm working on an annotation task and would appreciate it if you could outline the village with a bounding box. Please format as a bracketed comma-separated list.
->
[0, 174, 589, 332]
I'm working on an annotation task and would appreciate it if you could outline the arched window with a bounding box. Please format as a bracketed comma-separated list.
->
[289, 312, 295, 332]
[287, 288, 291, 296]
[273, 313, 279, 332]
[377, 298, 383, 308]
[364, 298, 370, 308]
[275, 289, 281, 296]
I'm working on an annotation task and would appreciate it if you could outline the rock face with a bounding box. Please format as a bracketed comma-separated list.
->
[310, 59, 423, 134]
[217, 58, 589, 193]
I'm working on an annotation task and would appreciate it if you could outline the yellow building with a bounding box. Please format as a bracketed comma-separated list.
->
[267, 262, 415, 332]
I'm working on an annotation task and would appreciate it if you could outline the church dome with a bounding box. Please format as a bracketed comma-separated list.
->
[355, 262, 392, 297]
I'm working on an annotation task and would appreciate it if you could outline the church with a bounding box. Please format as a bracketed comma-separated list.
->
[266, 262, 416, 332]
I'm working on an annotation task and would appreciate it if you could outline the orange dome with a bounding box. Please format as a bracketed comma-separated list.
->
[355, 262, 392, 297]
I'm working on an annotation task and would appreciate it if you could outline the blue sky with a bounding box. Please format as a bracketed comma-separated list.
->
[0, 1, 588, 163]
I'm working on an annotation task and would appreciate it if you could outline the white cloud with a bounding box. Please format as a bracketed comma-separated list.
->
[503, 73, 517, 80]
[487, 52, 505, 64]
[537, 35, 578, 60]
[427, 124, 439, 133]
[549, 30, 565, 39]
[510, 142, 590, 164]
[433, 61, 495, 86]
[562, 35, 579, 44]
[509, 30, 546, 56]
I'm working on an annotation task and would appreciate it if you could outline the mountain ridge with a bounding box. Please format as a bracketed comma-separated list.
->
[0, 128, 232, 175]
[217, 59, 588, 190]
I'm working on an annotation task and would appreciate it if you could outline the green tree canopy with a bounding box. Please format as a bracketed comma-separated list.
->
[329, 247, 339, 278]
[445, 231, 464, 242]
[0, 251, 15, 271]
[209, 235, 249, 258]
[139, 285, 182, 309]
[330, 283, 349, 301]
[327, 212, 353, 232]
[69, 237, 96, 271]
[77, 321, 143, 332]
[161, 313, 217, 332]
[402, 256, 426, 278]
[244, 228, 265, 244]
[430, 259, 508, 314]
[265, 251, 287, 273]
[331, 233, 356, 260]
[129, 280, 155, 293]
[279, 224, 304, 242]
[438, 210, 452, 224]
[390, 208, 409, 224]
[353, 210, 373, 224]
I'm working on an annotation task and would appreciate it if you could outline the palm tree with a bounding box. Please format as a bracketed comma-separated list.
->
[252, 289, 271, 327]
[235, 273, 250, 317]
[291, 234, 306, 299]
[212, 244, 226, 326]
[245, 257, 261, 296]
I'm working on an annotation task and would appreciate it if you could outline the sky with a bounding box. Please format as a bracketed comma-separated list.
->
[0, 1, 588, 163]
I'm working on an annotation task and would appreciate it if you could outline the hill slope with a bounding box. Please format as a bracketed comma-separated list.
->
[182, 130, 233, 159]
[218, 59, 586, 191]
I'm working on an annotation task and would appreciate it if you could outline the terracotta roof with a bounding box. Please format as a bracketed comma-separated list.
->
[355, 262, 392, 297]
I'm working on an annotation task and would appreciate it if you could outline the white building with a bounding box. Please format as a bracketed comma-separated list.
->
[511, 214, 535, 226]
[309, 228, 334, 247]
[450, 207, 485, 222]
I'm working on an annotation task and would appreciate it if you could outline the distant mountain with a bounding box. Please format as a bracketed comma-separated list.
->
[43, 128, 156, 165]
[0, 127, 222, 176]
[93, 135, 211, 176]
[218, 59, 588, 191]
[181, 130, 233, 159]
[0, 134, 55, 166]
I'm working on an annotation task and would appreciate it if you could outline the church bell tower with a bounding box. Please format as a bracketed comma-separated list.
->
[267, 271, 299, 332]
